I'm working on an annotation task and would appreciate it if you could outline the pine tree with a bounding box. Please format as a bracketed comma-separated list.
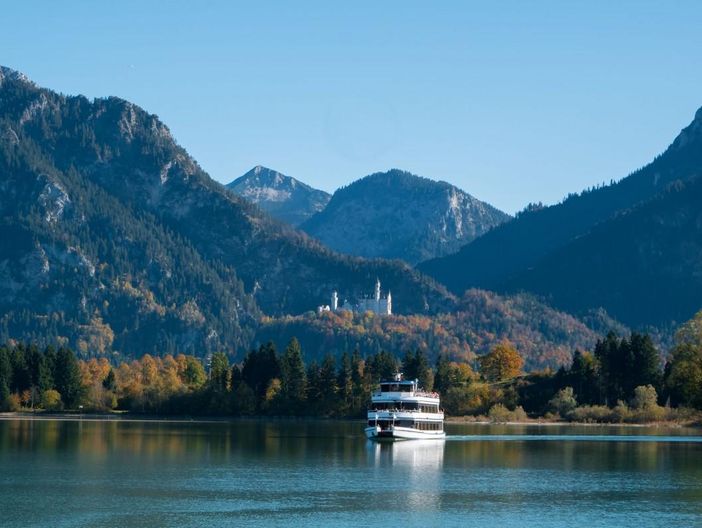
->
[53, 347, 83, 409]
[318, 354, 338, 416]
[280, 338, 306, 413]
[336, 351, 353, 415]
[434, 354, 452, 394]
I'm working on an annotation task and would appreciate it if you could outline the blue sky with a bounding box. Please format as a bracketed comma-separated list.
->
[3, 1, 702, 213]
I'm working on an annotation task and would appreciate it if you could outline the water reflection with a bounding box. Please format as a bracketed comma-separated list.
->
[3, 418, 702, 528]
[368, 440, 445, 511]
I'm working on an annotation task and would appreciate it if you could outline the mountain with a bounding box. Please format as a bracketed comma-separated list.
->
[502, 177, 702, 327]
[0, 66, 456, 356]
[226, 166, 330, 226]
[300, 170, 510, 265]
[420, 106, 702, 317]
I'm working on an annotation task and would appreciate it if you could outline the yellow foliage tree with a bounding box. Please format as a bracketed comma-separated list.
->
[479, 340, 524, 382]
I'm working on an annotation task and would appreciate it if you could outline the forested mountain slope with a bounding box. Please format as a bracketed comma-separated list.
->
[420, 107, 702, 297]
[503, 177, 702, 327]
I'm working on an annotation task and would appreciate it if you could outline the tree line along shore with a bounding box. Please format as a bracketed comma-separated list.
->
[2, 311, 702, 425]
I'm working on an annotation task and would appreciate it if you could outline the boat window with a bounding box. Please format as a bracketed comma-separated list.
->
[379, 383, 415, 392]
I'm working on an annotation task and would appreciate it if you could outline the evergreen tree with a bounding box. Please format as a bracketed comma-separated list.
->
[594, 332, 623, 404]
[242, 342, 281, 405]
[595, 333, 662, 404]
[305, 361, 323, 414]
[336, 351, 353, 415]
[280, 338, 306, 413]
[350, 349, 365, 416]
[402, 349, 433, 390]
[0, 346, 11, 407]
[629, 333, 662, 391]
[568, 350, 599, 405]
[102, 369, 116, 391]
[318, 354, 338, 416]
[433, 354, 452, 394]
[368, 350, 398, 382]
[53, 347, 83, 408]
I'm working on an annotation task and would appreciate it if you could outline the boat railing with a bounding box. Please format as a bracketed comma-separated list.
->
[371, 390, 440, 398]
[368, 408, 444, 414]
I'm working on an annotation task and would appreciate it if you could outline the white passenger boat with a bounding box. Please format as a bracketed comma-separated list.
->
[365, 374, 445, 441]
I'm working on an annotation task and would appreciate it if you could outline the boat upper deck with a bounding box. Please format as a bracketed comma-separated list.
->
[371, 379, 440, 402]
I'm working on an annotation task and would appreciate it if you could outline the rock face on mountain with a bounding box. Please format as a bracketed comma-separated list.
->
[0, 66, 456, 356]
[420, 106, 702, 326]
[300, 170, 510, 265]
[226, 166, 330, 226]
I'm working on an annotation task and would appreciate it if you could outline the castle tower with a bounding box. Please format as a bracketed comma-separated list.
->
[386, 291, 392, 315]
[375, 278, 381, 301]
[331, 290, 338, 311]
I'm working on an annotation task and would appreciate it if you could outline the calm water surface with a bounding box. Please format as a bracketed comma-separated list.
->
[1, 418, 701, 527]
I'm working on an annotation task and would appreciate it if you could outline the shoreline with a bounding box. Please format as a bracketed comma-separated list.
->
[0, 412, 698, 429]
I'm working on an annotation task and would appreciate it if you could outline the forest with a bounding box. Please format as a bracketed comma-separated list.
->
[2, 311, 702, 423]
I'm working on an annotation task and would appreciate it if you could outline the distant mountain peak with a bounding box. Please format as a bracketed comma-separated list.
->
[226, 166, 330, 225]
[301, 169, 510, 264]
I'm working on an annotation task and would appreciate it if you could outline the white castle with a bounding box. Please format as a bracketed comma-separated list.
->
[318, 279, 392, 316]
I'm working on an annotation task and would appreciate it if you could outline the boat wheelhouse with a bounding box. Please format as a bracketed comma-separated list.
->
[365, 374, 445, 441]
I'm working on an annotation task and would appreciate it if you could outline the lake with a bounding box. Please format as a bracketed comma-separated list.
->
[1, 418, 701, 527]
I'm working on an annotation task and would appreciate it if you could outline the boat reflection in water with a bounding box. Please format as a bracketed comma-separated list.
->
[368, 439, 445, 511]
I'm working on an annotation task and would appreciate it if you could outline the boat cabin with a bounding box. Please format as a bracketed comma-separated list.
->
[379, 380, 417, 393]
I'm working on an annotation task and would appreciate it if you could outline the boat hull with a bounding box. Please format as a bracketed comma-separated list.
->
[365, 425, 446, 441]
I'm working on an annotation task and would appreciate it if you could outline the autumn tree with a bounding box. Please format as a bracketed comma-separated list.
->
[479, 341, 524, 382]
[665, 330, 702, 409]
[209, 352, 230, 394]
[182, 356, 206, 389]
